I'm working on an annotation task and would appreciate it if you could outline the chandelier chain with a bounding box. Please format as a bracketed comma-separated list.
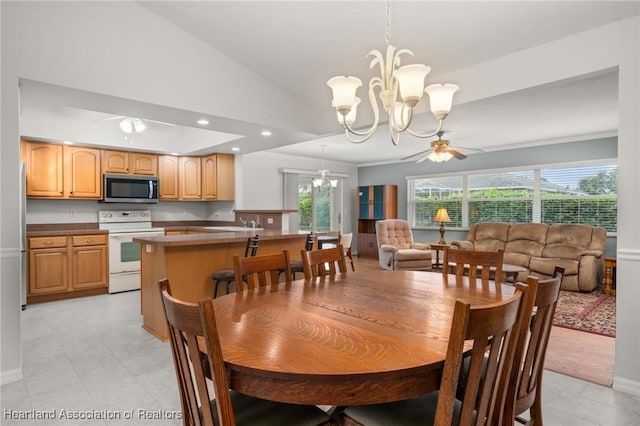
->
[385, 0, 391, 47]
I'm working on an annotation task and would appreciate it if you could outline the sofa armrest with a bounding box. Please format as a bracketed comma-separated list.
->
[412, 243, 431, 250]
[380, 244, 399, 253]
[451, 240, 473, 250]
[578, 249, 603, 258]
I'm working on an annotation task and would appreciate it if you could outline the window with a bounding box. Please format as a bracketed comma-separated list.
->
[408, 161, 617, 232]
[297, 177, 342, 233]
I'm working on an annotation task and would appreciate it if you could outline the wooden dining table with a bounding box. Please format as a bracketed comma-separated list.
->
[207, 269, 514, 406]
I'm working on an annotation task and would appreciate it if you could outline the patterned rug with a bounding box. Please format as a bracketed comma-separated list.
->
[553, 288, 616, 337]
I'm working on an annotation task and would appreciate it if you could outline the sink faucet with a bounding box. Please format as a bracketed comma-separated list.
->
[250, 220, 256, 228]
[239, 217, 248, 227]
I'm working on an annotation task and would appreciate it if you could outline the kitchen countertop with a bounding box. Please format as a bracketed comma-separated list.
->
[27, 229, 108, 237]
[134, 228, 302, 247]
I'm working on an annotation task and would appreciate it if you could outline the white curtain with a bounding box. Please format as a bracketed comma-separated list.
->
[283, 172, 299, 233]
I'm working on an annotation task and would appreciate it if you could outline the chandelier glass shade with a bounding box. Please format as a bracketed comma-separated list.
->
[327, 1, 459, 145]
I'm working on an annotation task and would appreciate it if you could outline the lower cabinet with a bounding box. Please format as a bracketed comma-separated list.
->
[357, 233, 379, 258]
[28, 234, 108, 303]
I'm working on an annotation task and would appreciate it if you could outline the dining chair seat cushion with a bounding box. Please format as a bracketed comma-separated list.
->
[209, 391, 331, 426]
[343, 392, 473, 426]
[212, 269, 235, 281]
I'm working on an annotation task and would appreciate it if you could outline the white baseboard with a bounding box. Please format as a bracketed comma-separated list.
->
[1, 367, 23, 385]
[612, 376, 640, 397]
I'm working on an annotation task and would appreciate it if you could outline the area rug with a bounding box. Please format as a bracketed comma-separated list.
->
[552, 288, 616, 337]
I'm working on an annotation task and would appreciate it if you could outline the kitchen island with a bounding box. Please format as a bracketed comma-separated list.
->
[134, 228, 307, 340]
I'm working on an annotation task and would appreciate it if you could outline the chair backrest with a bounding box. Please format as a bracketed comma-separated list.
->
[159, 279, 230, 426]
[234, 250, 292, 290]
[243, 234, 260, 257]
[435, 282, 530, 426]
[504, 266, 564, 424]
[339, 232, 353, 252]
[301, 245, 347, 279]
[444, 247, 505, 284]
[375, 219, 414, 249]
[304, 232, 315, 251]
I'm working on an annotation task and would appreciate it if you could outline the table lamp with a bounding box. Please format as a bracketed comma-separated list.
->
[434, 208, 451, 244]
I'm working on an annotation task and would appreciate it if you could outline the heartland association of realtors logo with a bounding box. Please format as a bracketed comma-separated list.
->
[3, 408, 182, 421]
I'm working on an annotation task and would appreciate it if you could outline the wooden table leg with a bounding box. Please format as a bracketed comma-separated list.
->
[604, 257, 616, 295]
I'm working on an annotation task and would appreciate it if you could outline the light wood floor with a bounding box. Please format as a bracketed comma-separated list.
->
[351, 255, 615, 387]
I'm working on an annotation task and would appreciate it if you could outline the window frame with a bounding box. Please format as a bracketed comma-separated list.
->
[406, 158, 617, 235]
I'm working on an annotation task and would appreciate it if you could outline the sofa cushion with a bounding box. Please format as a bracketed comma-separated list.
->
[546, 224, 593, 247]
[529, 257, 579, 276]
[473, 222, 510, 242]
[505, 223, 548, 257]
[503, 252, 531, 268]
[395, 248, 431, 261]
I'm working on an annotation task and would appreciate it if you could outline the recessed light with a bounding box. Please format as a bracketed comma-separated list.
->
[231, 147, 240, 152]
[261, 130, 272, 136]
[197, 119, 209, 125]
[170, 152, 179, 156]
[63, 141, 74, 145]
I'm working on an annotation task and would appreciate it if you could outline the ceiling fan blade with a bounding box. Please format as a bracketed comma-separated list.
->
[448, 147, 467, 160]
[144, 119, 176, 127]
[401, 149, 431, 161]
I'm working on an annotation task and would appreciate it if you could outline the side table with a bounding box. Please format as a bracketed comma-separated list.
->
[429, 243, 449, 271]
[604, 256, 617, 295]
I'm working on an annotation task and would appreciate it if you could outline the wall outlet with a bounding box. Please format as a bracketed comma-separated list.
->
[70, 209, 76, 217]
[267, 217, 274, 224]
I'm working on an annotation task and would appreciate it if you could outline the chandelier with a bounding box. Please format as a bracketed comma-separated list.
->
[313, 145, 338, 188]
[327, 0, 459, 145]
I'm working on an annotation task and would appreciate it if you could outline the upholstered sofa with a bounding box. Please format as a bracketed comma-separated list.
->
[375, 219, 432, 271]
[451, 223, 606, 292]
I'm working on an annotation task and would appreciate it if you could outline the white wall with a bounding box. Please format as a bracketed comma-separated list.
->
[240, 151, 359, 233]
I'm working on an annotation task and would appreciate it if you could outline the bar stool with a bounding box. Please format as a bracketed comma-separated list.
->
[288, 232, 315, 280]
[211, 235, 259, 297]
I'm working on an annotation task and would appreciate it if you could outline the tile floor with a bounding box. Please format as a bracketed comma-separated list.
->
[2, 290, 639, 425]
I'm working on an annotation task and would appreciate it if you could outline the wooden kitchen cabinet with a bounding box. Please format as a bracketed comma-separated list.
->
[202, 153, 235, 200]
[179, 156, 202, 200]
[71, 235, 108, 290]
[102, 150, 157, 175]
[23, 141, 64, 197]
[64, 145, 102, 199]
[28, 236, 68, 295]
[357, 185, 397, 258]
[27, 234, 108, 303]
[22, 141, 101, 199]
[158, 155, 180, 199]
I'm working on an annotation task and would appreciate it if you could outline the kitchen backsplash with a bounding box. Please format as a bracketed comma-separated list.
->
[26, 199, 236, 224]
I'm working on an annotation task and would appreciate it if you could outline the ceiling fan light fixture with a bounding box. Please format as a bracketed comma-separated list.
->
[119, 118, 133, 134]
[119, 117, 147, 134]
[427, 149, 453, 163]
[131, 118, 147, 133]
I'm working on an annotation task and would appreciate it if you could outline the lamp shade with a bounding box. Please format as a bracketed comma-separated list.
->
[394, 64, 430, 107]
[434, 207, 451, 223]
[425, 84, 459, 118]
[327, 76, 362, 116]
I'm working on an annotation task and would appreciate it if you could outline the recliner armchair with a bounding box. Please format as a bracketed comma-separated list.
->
[375, 219, 433, 271]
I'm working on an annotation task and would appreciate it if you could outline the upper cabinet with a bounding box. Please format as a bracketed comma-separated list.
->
[23, 141, 64, 197]
[102, 150, 157, 176]
[158, 155, 180, 200]
[23, 141, 101, 199]
[22, 140, 234, 201]
[202, 153, 235, 200]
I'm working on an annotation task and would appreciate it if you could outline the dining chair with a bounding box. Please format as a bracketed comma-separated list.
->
[234, 250, 292, 290]
[159, 279, 332, 426]
[301, 245, 348, 279]
[288, 232, 316, 279]
[503, 266, 565, 426]
[342, 282, 531, 426]
[339, 232, 355, 271]
[211, 235, 259, 297]
[444, 246, 506, 284]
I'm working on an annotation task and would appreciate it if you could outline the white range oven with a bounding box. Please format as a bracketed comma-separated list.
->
[99, 210, 164, 293]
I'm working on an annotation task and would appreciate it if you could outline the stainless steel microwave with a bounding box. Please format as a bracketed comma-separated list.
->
[103, 174, 159, 203]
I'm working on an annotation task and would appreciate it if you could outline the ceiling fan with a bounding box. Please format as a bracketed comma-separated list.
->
[402, 131, 483, 163]
[98, 115, 176, 134]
